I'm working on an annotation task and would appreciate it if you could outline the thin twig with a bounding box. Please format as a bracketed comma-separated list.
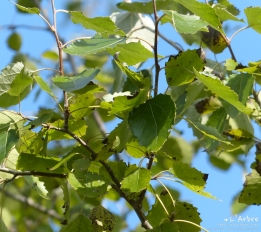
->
[0, 24, 49, 31]
[0, 168, 66, 182]
[229, 26, 250, 43]
[158, 31, 183, 52]
[174, 220, 209, 232]
[0, 187, 63, 221]
[30, 68, 60, 73]
[220, 33, 237, 62]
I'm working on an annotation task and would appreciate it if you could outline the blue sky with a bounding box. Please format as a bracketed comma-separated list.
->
[1, 1, 261, 231]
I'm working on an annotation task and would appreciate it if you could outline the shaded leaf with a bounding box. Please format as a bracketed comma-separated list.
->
[89, 205, 116, 232]
[60, 214, 94, 232]
[147, 222, 179, 232]
[194, 70, 253, 115]
[239, 170, 261, 205]
[16, 153, 64, 174]
[68, 171, 109, 198]
[0, 111, 24, 131]
[129, 94, 175, 151]
[7, 32, 22, 51]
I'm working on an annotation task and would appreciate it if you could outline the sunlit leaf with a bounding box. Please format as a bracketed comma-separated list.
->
[245, 7, 261, 34]
[162, 10, 208, 34]
[69, 12, 125, 37]
[63, 34, 126, 56]
[53, 69, 100, 92]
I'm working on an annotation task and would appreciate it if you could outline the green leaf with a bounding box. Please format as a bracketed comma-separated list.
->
[222, 73, 254, 118]
[72, 82, 105, 95]
[60, 214, 94, 232]
[107, 161, 127, 183]
[204, 107, 227, 151]
[53, 69, 100, 92]
[225, 58, 238, 71]
[162, 10, 208, 34]
[28, 110, 53, 127]
[69, 93, 96, 119]
[0, 62, 28, 96]
[63, 34, 126, 56]
[72, 158, 90, 172]
[180, 80, 204, 115]
[48, 119, 87, 141]
[0, 111, 24, 131]
[68, 171, 109, 198]
[174, 0, 223, 33]
[89, 205, 116, 232]
[165, 50, 205, 86]
[110, 12, 154, 51]
[0, 130, 19, 163]
[34, 76, 57, 99]
[23, 176, 49, 199]
[213, 4, 243, 22]
[121, 168, 151, 192]
[107, 42, 154, 66]
[245, 7, 261, 34]
[41, 50, 59, 61]
[109, 89, 148, 115]
[117, 0, 174, 14]
[16, 153, 64, 174]
[129, 94, 175, 151]
[217, 0, 240, 16]
[49, 153, 80, 171]
[114, 60, 151, 89]
[160, 136, 193, 164]
[7, 32, 22, 51]
[0, 218, 9, 232]
[239, 170, 261, 205]
[147, 223, 179, 232]
[126, 137, 147, 158]
[69, 12, 125, 37]
[194, 70, 253, 115]
[97, 118, 131, 160]
[147, 195, 202, 231]
[8, 67, 32, 97]
[11, 0, 40, 14]
[186, 119, 230, 145]
[170, 161, 213, 196]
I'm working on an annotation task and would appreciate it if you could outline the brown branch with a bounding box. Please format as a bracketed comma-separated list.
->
[0, 168, 66, 184]
[0, 187, 63, 221]
[100, 161, 153, 230]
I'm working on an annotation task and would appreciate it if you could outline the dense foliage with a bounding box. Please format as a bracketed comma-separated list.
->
[1, 0, 261, 231]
